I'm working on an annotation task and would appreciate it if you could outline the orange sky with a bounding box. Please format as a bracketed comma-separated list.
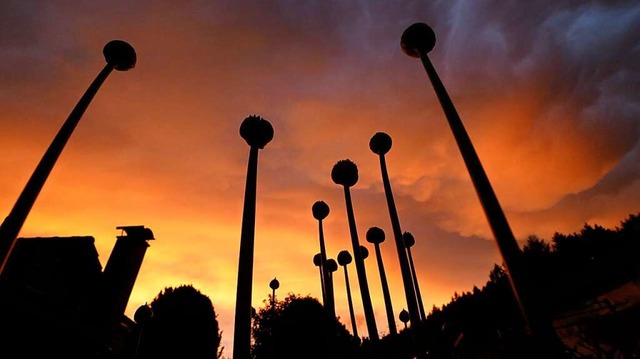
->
[1, 1, 639, 357]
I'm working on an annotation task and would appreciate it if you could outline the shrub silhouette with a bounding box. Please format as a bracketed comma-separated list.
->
[251, 294, 359, 359]
[137, 285, 222, 359]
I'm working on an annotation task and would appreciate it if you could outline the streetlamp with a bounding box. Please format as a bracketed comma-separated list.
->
[312, 200, 335, 317]
[233, 115, 273, 359]
[313, 253, 326, 305]
[403, 232, 426, 320]
[331, 159, 379, 340]
[366, 227, 397, 335]
[0, 40, 137, 273]
[269, 277, 280, 306]
[400, 22, 529, 332]
[337, 250, 358, 339]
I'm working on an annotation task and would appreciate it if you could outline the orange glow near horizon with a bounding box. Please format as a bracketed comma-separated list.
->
[1, 2, 639, 357]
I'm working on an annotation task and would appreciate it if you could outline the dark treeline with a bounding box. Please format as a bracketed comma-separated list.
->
[246, 213, 640, 359]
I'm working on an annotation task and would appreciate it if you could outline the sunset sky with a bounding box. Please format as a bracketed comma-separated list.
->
[1, 1, 640, 356]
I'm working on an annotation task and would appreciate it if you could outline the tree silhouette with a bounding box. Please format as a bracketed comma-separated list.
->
[137, 285, 223, 359]
[251, 294, 359, 359]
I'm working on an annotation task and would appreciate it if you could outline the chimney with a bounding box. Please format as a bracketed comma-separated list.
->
[99, 225, 154, 353]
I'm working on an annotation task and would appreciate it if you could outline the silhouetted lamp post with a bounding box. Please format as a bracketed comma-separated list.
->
[369, 132, 424, 355]
[134, 303, 153, 359]
[233, 115, 273, 359]
[403, 232, 426, 320]
[0, 40, 137, 273]
[359, 245, 369, 260]
[400, 22, 529, 330]
[366, 226, 397, 335]
[269, 277, 280, 305]
[312, 200, 335, 317]
[331, 159, 379, 340]
[313, 253, 327, 305]
[399, 309, 410, 330]
[337, 250, 358, 338]
[325, 258, 338, 315]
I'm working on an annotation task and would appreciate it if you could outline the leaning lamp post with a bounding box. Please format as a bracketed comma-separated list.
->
[0, 40, 136, 274]
[400, 22, 530, 333]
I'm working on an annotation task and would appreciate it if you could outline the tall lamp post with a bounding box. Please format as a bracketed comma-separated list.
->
[337, 250, 358, 339]
[325, 258, 338, 315]
[403, 232, 427, 320]
[269, 277, 280, 306]
[312, 200, 335, 317]
[370, 132, 426, 358]
[233, 115, 273, 359]
[366, 227, 397, 335]
[400, 22, 529, 331]
[0, 40, 137, 274]
[331, 159, 379, 340]
[313, 253, 326, 305]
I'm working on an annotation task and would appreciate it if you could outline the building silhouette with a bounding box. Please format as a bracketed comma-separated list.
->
[0, 225, 153, 358]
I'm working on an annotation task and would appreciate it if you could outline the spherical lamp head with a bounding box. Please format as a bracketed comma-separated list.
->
[331, 159, 359, 187]
[399, 309, 409, 324]
[326, 258, 338, 273]
[369, 132, 392, 155]
[239, 115, 274, 149]
[312, 201, 330, 220]
[337, 250, 352, 266]
[403, 231, 416, 248]
[269, 277, 280, 290]
[103, 40, 137, 71]
[366, 226, 386, 244]
[134, 304, 153, 324]
[313, 253, 323, 267]
[359, 245, 369, 260]
[401, 22, 436, 58]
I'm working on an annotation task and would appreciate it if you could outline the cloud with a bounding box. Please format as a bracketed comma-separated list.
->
[1, 1, 639, 355]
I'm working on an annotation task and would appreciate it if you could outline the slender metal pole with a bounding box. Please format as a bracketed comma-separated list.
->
[378, 154, 427, 358]
[343, 187, 379, 340]
[401, 23, 528, 330]
[342, 265, 358, 338]
[379, 155, 422, 322]
[0, 40, 136, 274]
[373, 242, 397, 335]
[233, 146, 259, 359]
[407, 245, 427, 320]
[318, 219, 335, 317]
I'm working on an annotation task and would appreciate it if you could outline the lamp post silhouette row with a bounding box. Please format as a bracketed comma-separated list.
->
[0, 40, 137, 274]
[403, 232, 426, 320]
[337, 250, 358, 338]
[233, 115, 273, 359]
[312, 200, 335, 317]
[366, 226, 397, 335]
[331, 160, 379, 341]
[370, 132, 427, 358]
